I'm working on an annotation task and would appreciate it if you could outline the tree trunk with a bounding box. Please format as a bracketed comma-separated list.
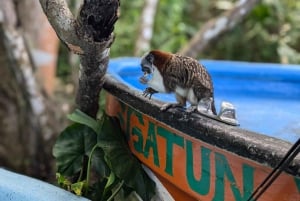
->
[0, 16, 57, 181]
[39, 0, 120, 118]
[16, 0, 59, 96]
[134, 0, 158, 56]
[179, 0, 260, 58]
[0, 1, 62, 180]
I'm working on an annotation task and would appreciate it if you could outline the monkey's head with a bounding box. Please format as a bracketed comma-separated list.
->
[139, 50, 172, 84]
[139, 52, 155, 84]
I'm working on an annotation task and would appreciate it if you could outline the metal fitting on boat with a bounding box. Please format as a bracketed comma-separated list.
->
[218, 101, 239, 126]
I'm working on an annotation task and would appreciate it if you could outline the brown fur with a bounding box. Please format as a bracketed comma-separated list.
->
[149, 50, 172, 71]
[150, 50, 216, 114]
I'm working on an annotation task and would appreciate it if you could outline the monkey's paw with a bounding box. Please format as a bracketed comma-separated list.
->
[142, 87, 158, 99]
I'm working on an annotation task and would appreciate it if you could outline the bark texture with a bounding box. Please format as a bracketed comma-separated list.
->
[0, 6, 60, 179]
[17, 0, 59, 96]
[179, 0, 260, 58]
[39, 0, 120, 118]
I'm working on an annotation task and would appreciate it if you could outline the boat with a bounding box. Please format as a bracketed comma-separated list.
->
[104, 58, 300, 201]
[0, 169, 89, 201]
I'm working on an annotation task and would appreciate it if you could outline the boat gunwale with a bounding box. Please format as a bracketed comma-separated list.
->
[103, 74, 300, 177]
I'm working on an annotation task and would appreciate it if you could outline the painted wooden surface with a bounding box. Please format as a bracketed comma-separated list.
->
[106, 94, 300, 201]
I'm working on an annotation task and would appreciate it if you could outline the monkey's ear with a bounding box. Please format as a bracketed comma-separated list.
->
[145, 53, 154, 63]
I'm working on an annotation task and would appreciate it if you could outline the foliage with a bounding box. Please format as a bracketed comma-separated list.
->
[57, 0, 300, 80]
[151, 0, 186, 52]
[110, 0, 144, 57]
[109, 0, 300, 63]
[53, 109, 155, 201]
[201, 0, 300, 63]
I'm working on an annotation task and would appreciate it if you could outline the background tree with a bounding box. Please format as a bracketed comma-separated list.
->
[16, 0, 59, 96]
[0, 0, 61, 180]
[179, 0, 260, 58]
[134, 0, 159, 56]
[109, 0, 300, 63]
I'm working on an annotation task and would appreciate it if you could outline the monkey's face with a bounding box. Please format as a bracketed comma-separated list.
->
[139, 53, 154, 84]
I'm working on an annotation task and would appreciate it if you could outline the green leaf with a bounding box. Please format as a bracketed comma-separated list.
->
[53, 123, 97, 176]
[56, 173, 71, 188]
[104, 172, 116, 190]
[68, 109, 101, 133]
[91, 147, 110, 178]
[98, 114, 156, 201]
[71, 181, 86, 196]
[107, 180, 125, 201]
[100, 172, 120, 201]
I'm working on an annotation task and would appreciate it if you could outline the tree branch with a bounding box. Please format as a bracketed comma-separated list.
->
[39, 0, 120, 118]
[39, 0, 80, 51]
[179, 0, 260, 58]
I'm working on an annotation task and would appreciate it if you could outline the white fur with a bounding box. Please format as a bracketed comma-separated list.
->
[148, 66, 167, 92]
[148, 66, 198, 105]
[175, 86, 198, 105]
[175, 86, 187, 97]
[187, 88, 198, 105]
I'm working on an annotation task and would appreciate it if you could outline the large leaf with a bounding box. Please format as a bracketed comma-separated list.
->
[53, 123, 97, 176]
[91, 147, 110, 178]
[68, 109, 101, 134]
[97, 114, 156, 201]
